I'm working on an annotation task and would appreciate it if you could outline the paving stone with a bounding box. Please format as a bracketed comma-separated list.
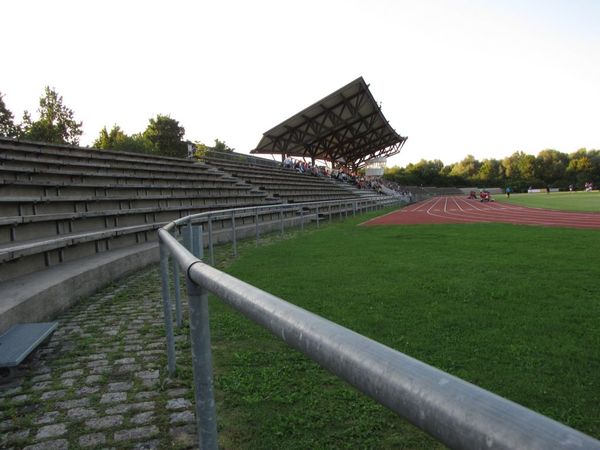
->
[31, 373, 52, 383]
[11, 394, 29, 403]
[61, 378, 76, 388]
[132, 439, 160, 450]
[36, 423, 68, 439]
[85, 375, 102, 384]
[31, 381, 53, 391]
[105, 401, 155, 415]
[134, 391, 157, 400]
[79, 432, 106, 447]
[170, 410, 195, 424]
[56, 398, 90, 409]
[113, 425, 159, 442]
[23, 438, 69, 450]
[41, 390, 66, 400]
[87, 359, 108, 368]
[166, 398, 192, 410]
[141, 379, 159, 388]
[124, 345, 143, 352]
[116, 364, 141, 373]
[138, 350, 163, 356]
[34, 411, 61, 425]
[137, 370, 159, 380]
[170, 424, 197, 447]
[0, 418, 15, 431]
[85, 415, 123, 430]
[100, 392, 127, 404]
[75, 386, 100, 396]
[67, 407, 97, 420]
[131, 411, 154, 425]
[147, 342, 164, 349]
[114, 357, 136, 365]
[0, 386, 22, 397]
[90, 366, 111, 375]
[108, 381, 133, 392]
[165, 387, 188, 397]
[61, 369, 84, 378]
[3, 428, 30, 445]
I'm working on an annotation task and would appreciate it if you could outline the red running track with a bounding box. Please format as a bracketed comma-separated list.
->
[364, 196, 600, 229]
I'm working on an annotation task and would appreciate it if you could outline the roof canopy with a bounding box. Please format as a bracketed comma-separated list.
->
[251, 77, 407, 169]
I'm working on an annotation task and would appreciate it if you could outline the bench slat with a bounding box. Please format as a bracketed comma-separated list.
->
[0, 322, 58, 367]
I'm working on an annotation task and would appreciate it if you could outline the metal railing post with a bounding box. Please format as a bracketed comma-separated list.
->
[208, 216, 214, 266]
[184, 218, 193, 251]
[172, 258, 182, 328]
[255, 208, 260, 246]
[185, 275, 218, 450]
[316, 206, 320, 228]
[192, 225, 203, 259]
[231, 210, 237, 257]
[159, 241, 176, 375]
[279, 207, 284, 236]
[353, 201, 356, 217]
[329, 204, 332, 222]
[300, 208, 304, 231]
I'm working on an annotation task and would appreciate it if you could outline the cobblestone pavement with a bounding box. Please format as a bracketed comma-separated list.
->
[0, 266, 198, 449]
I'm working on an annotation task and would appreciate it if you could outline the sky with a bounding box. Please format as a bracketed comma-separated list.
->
[2, 0, 599, 167]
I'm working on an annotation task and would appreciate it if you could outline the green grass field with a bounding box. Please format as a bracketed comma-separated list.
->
[498, 190, 600, 212]
[202, 211, 600, 449]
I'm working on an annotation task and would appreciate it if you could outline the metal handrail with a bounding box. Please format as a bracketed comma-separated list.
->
[157, 197, 600, 450]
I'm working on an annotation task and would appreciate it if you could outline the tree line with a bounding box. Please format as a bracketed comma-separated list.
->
[2, 87, 598, 190]
[0, 87, 233, 158]
[384, 150, 600, 191]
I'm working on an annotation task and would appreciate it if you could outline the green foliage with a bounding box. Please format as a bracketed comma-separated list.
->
[21, 86, 82, 145]
[449, 154, 481, 178]
[93, 115, 188, 156]
[142, 114, 186, 157]
[0, 91, 20, 138]
[212, 138, 235, 153]
[385, 149, 600, 191]
[92, 125, 154, 154]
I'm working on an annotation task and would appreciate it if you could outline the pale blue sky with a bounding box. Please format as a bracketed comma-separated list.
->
[2, 0, 599, 166]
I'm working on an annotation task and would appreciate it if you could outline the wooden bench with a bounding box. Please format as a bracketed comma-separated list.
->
[0, 322, 58, 376]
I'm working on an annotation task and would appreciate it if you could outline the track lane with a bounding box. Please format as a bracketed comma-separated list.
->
[365, 196, 600, 229]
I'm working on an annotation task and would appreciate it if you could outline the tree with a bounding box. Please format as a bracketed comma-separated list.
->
[211, 138, 234, 152]
[143, 114, 186, 157]
[534, 149, 568, 185]
[93, 124, 155, 154]
[0, 91, 20, 138]
[477, 158, 503, 184]
[449, 155, 481, 180]
[21, 86, 83, 145]
[93, 125, 128, 149]
[567, 149, 594, 187]
[502, 151, 536, 181]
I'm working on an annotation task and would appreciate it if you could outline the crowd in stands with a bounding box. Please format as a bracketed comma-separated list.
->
[283, 156, 329, 177]
[281, 155, 413, 201]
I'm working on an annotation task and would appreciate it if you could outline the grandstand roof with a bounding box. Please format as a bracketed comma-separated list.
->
[251, 77, 407, 169]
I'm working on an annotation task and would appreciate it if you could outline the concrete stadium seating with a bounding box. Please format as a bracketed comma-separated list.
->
[200, 152, 363, 203]
[0, 139, 382, 333]
[0, 138, 280, 332]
